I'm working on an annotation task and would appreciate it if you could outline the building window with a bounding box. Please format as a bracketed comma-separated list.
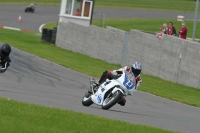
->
[73, 0, 81, 16]
[83, 1, 92, 17]
[65, 0, 73, 15]
[64, 0, 93, 18]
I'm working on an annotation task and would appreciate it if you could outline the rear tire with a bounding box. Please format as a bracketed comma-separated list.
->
[102, 90, 123, 110]
[82, 92, 93, 106]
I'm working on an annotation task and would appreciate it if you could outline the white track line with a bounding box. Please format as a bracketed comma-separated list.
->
[39, 23, 45, 33]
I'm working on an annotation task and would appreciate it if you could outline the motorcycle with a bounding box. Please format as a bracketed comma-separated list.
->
[24, 6, 35, 13]
[82, 71, 136, 110]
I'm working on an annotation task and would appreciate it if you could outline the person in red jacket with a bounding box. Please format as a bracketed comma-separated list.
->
[179, 22, 187, 39]
[168, 24, 173, 35]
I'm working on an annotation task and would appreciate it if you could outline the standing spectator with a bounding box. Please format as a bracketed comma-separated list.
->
[157, 27, 163, 38]
[179, 22, 187, 39]
[168, 23, 173, 35]
[162, 23, 168, 34]
[73, 9, 81, 16]
[157, 23, 168, 38]
[169, 22, 177, 36]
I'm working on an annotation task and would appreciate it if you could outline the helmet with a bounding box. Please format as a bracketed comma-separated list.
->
[131, 62, 142, 77]
[0, 44, 11, 59]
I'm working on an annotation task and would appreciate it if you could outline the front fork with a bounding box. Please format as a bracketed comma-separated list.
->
[90, 77, 97, 94]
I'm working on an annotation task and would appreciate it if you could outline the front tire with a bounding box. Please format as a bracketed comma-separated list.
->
[31, 9, 35, 13]
[25, 8, 28, 12]
[82, 92, 93, 106]
[102, 90, 123, 110]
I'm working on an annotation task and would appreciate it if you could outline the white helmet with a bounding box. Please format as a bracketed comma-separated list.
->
[131, 62, 142, 77]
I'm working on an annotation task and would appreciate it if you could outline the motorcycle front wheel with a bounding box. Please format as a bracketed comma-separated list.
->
[31, 9, 35, 13]
[82, 92, 93, 106]
[25, 8, 28, 12]
[101, 90, 123, 110]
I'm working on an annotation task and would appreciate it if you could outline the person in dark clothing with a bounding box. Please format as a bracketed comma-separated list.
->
[169, 22, 177, 36]
[0, 44, 11, 73]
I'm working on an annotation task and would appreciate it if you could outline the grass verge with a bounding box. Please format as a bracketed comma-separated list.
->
[0, 97, 177, 133]
[93, 18, 200, 39]
[43, 18, 200, 39]
[0, 28, 200, 108]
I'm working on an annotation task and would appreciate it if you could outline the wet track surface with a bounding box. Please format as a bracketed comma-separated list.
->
[0, 5, 200, 133]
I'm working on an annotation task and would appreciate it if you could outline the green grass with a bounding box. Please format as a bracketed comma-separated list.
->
[0, 0, 59, 6]
[42, 21, 58, 30]
[43, 18, 200, 39]
[42, 21, 58, 32]
[0, 97, 177, 133]
[93, 18, 200, 39]
[0, 28, 200, 108]
[95, 0, 197, 12]
[0, 0, 198, 12]
[142, 74, 200, 107]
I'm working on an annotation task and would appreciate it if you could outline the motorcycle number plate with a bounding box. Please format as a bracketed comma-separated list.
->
[101, 88, 105, 92]
[123, 76, 135, 90]
[97, 94, 102, 104]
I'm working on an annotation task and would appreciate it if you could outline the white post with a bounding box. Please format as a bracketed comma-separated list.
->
[81, 0, 86, 17]
[60, 0, 67, 15]
[71, 0, 75, 15]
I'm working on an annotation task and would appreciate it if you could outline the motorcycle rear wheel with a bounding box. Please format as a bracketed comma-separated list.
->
[102, 90, 123, 110]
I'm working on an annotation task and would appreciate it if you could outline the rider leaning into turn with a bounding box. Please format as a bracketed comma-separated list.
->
[90, 62, 142, 106]
[30, 2, 35, 9]
[0, 44, 11, 73]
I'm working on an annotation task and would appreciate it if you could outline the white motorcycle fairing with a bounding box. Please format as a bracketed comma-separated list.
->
[91, 71, 136, 105]
[91, 80, 120, 105]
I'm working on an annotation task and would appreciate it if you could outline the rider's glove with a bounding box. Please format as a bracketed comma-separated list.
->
[111, 70, 118, 79]
[135, 76, 142, 88]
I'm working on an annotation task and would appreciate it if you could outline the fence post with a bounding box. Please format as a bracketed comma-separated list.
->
[102, 14, 105, 28]
[121, 32, 129, 66]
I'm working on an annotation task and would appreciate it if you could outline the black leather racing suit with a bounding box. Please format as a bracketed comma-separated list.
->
[0, 57, 11, 73]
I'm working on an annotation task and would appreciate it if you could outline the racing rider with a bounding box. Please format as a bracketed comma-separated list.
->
[90, 62, 142, 106]
[29, 2, 35, 10]
[0, 44, 11, 73]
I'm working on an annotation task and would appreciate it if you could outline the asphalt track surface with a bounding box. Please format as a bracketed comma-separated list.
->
[0, 5, 200, 133]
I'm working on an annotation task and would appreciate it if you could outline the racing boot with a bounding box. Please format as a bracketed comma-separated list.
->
[88, 70, 111, 94]
[118, 98, 126, 106]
